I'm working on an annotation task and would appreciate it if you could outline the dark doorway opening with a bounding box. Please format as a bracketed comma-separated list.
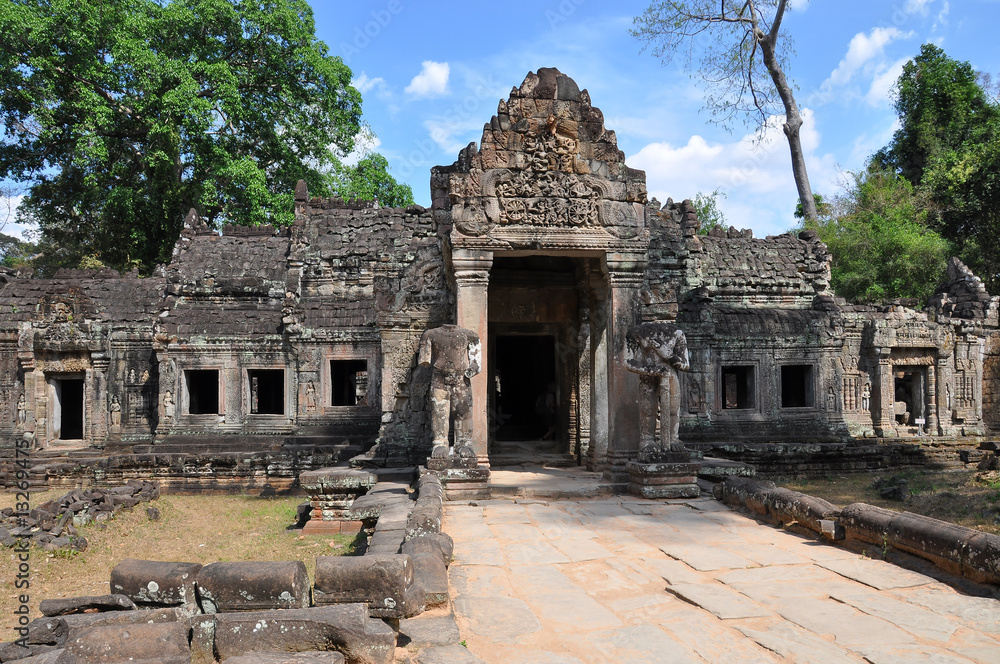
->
[494, 335, 556, 441]
[721, 366, 755, 409]
[331, 360, 367, 406]
[56, 378, 84, 439]
[248, 369, 284, 415]
[186, 370, 220, 415]
[781, 365, 814, 408]
[893, 368, 924, 426]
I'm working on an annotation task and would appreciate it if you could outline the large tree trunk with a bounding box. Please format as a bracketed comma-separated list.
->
[758, 5, 817, 223]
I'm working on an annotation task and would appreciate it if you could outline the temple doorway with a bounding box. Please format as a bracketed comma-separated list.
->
[50, 375, 85, 441]
[486, 254, 592, 462]
[493, 335, 557, 444]
[893, 367, 926, 427]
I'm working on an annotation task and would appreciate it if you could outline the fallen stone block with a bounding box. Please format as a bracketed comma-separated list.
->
[401, 532, 453, 566]
[196, 561, 310, 613]
[0, 649, 63, 663]
[223, 652, 346, 664]
[0, 642, 58, 661]
[22, 616, 68, 646]
[60, 622, 190, 664]
[213, 605, 395, 664]
[58, 608, 183, 640]
[409, 551, 448, 608]
[887, 511, 969, 575]
[964, 532, 1000, 584]
[715, 477, 776, 516]
[110, 559, 202, 614]
[764, 487, 839, 533]
[314, 554, 424, 619]
[840, 502, 895, 546]
[39, 594, 136, 617]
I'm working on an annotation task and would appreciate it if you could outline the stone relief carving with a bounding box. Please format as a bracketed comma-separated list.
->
[418, 325, 481, 459]
[625, 322, 690, 453]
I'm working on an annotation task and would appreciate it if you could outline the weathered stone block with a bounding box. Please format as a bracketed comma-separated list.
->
[110, 559, 202, 614]
[60, 622, 190, 664]
[196, 561, 310, 613]
[627, 460, 701, 500]
[964, 532, 1000, 584]
[410, 551, 449, 608]
[401, 532, 454, 566]
[840, 502, 895, 546]
[887, 511, 969, 574]
[223, 653, 346, 664]
[314, 554, 424, 619]
[765, 487, 839, 533]
[39, 594, 136, 617]
[213, 605, 395, 664]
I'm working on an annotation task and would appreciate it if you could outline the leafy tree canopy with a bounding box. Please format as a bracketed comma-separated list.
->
[0, 0, 374, 275]
[692, 188, 728, 234]
[332, 153, 413, 208]
[873, 43, 1000, 186]
[804, 169, 952, 304]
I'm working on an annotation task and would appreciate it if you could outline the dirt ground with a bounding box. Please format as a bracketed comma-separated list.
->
[779, 468, 1000, 537]
[0, 490, 359, 637]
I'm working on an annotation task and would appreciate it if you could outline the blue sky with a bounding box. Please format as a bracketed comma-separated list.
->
[4, 0, 999, 241]
[314, 0, 999, 238]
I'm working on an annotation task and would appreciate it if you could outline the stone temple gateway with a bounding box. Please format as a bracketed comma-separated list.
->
[2, 68, 999, 488]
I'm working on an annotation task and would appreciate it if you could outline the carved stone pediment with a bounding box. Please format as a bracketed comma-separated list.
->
[434, 67, 647, 245]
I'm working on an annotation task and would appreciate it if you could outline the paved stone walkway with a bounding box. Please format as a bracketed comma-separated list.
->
[410, 494, 1000, 664]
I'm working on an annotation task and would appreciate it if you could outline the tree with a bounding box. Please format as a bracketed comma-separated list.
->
[873, 44, 1000, 186]
[632, 0, 818, 221]
[805, 169, 952, 303]
[332, 153, 414, 208]
[0, 232, 35, 268]
[924, 136, 1000, 288]
[692, 188, 728, 234]
[0, 0, 376, 274]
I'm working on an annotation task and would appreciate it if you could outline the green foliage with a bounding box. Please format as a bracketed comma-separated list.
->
[794, 194, 829, 220]
[873, 44, 1000, 185]
[0, 232, 35, 268]
[692, 189, 728, 234]
[331, 153, 414, 208]
[0, 0, 363, 275]
[806, 170, 952, 303]
[924, 135, 1000, 288]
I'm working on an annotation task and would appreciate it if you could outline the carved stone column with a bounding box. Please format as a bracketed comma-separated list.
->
[587, 269, 609, 472]
[604, 252, 646, 484]
[874, 349, 895, 437]
[452, 248, 493, 464]
[925, 361, 938, 435]
[935, 356, 951, 436]
[91, 351, 110, 446]
[576, 307, 592, 461]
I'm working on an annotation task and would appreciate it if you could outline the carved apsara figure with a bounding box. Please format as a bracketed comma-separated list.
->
[17, 393, 27, 425]
[626, 322, 690, 453]
[110, 394, 122, 428]
[418, 324, 482, 458]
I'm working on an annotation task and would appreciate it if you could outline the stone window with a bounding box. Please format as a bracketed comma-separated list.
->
[185, 369, 220, 415]
[781, 365, 814, 408]
[721, 366, 755, 409]
[331, 360, 368, 407]
[248, 369, 284, 415]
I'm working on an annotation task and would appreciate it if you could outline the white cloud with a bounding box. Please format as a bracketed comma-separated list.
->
[342, 132, 382, 167]
[423, 116, 483, 155]
[405, 61, 450, 98]
[630, 109, 839, 237]
[905, 0, 935, 14]
[0, 193, 34, 242]
[823, 27, 910, 90]
[352, 73, 386, 95]
[865, 57, 910, 107]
